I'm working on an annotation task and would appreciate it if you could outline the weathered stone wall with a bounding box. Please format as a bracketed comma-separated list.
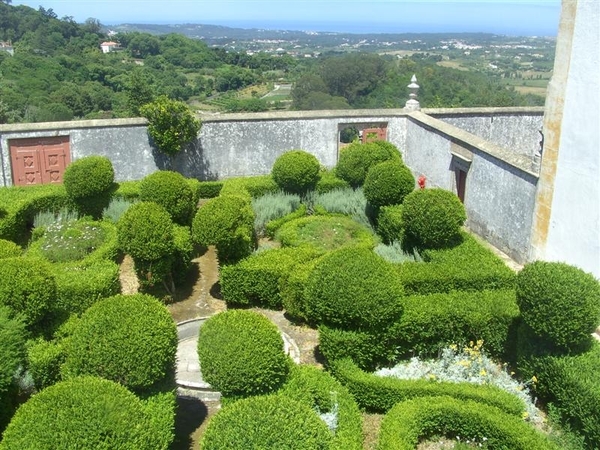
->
[406, 111, 539, 263]
[424, 107, 545, 158]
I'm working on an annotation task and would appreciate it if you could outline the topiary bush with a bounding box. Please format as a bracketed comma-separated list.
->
[200, 394, 332, 450]
[117, 201, 175, 287]
[0, 376, 170, 450]
[0, 239, 21, 259]
[304, 247, 404, 331]
[192, 195, 256, 264]
[279, 364, 364, 450]
[0, 257, 57, 333]
[377, 204, 404, 244]
[316, 168, 350, 193]
[0, 306, 26, 432]
[53, 260, 120, 315]
[271, 150, 321, 195]
[62, 294, 177, 393]
[197, 310, 290, 399]
[335, 141, 401, 188]
[377, 396, 558, 450]
[63, 156, 115, 218]
[139, 171, 196, 225]
[363, 161, 415, 210]
[516, 261, 600, 353]
[220, 246, 321, 309]
[402, 188, 466, 249]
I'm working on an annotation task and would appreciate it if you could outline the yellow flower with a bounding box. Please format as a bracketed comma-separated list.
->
[480, 369, 487, 376]
[531, 376, 538, 383]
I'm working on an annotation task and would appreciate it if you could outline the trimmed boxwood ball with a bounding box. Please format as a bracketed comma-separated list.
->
[62, 294, 177, 393]
[63, 156, 115, 218]
[200, 395, 332, 450]
[335, 141, 401, 188]
[192, 195, 256, 264]
[0, 257, 57, 332]
[197, 310, 290, 398]
[363, 161, 415, 209]
[117, 201, 174, 262]
[63, 156, 114, 200]
[271, 150, 321, 195]
[402, 188, 466, 249]
[0, 376, 167, 450]
[305, 247, 404, 331]
[370, 140, 404, 162]
[516, 261, 600, 353]
[139, 171, 196, 225]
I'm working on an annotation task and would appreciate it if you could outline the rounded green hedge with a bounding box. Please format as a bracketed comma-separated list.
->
[335, 141, 401, 187]
[271, 150, 321, 195]
[363, 161, 415, 210]
[63, 156, 114, 200]
[0, 306, 26, 392]
[197, 310, 290, 399]
[377, 396, 558, 450]
[0, 239, 21, 259]
[139, 171, 196, 225]
[62, 294, 177, 393]
[192, 195, 256, 264]
[200, 395, 332, 450]
[402, 188, 466, 249]
[0, 257, 56, 332]
[275, 215, 376, 253]
[305, 247, 404, 331]
[516, 261, 600, 353]
[117, 201, 174, 262]
[376, 205, 404, 244]
[0, 377, 167, 450]
[63, 156, 114, 218]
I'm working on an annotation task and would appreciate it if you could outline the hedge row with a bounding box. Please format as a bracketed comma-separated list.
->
[220, 246, 321, 309]
[518, 340, 600, 448]
[0, 376, 172, 450]
[377, 396, 557, 450]
[197, 180, 223, 199]
[264, 203, 308, 238]
[220, 175, 279, 201]
[316, 169, 350, 193]
[0, 239, 21, 259]
[392, 289, 520, 359]
[329, 358, 525, 417]
[279, 364, 363, 450]
[0, 184, 68, 243]
[0, 306, 26, 433]
[397, 232, 516, 295]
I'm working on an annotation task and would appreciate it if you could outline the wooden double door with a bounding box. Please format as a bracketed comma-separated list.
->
[10, 136, 70, 186]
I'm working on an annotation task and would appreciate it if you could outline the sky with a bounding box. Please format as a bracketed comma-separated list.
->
[11, 0, 562, 36]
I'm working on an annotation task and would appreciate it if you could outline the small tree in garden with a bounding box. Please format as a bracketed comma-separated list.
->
[335, 141, 402, 188]
[271, 150, 321, 195]
[63, 156, 115, 219]
[402, 188, 466, 249]
[139, 171, 196, 225]
[140, 95, 201, 158]
[117, 202, 176, 292]
[516, 261, 600, 354]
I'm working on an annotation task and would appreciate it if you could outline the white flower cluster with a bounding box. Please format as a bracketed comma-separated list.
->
[375, 341, 542, 423]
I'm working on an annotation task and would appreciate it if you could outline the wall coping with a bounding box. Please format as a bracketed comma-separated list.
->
[408, 111, 539, 178]
[0, 118, 148, 133]
[423, 106, 545, 116]
[197, 108, 410, 123]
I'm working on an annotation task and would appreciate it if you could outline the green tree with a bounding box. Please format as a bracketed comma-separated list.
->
[140, 95, 201, 157]
[126, 69, 155, 116]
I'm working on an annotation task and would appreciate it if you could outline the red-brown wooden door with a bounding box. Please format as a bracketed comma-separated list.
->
[362, 127, 387, 143]
[10, 136, 70, 186]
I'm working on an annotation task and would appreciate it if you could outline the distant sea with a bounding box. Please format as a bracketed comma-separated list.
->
[134, 18, 559, 37]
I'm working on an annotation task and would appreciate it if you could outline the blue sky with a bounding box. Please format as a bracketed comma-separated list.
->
[11, 1, 562, 35]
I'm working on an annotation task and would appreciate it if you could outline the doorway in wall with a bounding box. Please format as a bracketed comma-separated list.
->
[9, 136, 70, 186]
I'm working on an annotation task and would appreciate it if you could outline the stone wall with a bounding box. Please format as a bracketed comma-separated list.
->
[424, 107, 545, 158]
[406, 111, 539, 263]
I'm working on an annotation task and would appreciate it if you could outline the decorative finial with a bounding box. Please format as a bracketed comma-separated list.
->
[405, 74, 420, 111]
